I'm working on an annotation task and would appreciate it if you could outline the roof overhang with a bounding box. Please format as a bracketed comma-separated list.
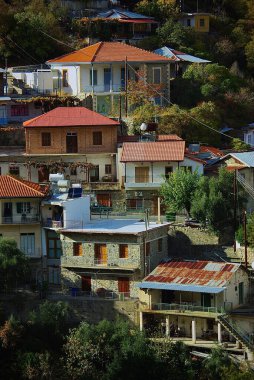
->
[138, 281, 226, 294]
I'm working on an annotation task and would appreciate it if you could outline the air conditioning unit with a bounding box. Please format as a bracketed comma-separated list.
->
[135, 191, 143, 197]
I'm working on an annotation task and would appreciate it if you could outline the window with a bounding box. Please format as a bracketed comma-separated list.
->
[20, 233, 35, 256]
[90, 165, 99, 182]
[41, 132, 51, 147]
[70, 167, 77, 176]
[146, 242, 150, 256]
[119, 244, 128, 259]
[199, 18, 205, 27]
[118, 277, 130, 294]
[153, 96, 161, 105]
[165, 166, 173, 179]
[93, 131, 102, 145]
[187, 18, 191, 26]
[11, 104, 29, 117]
[73, 242, 83, 256]
[153, 67, 161, 84]
[90, 69, 98, 86]
[105, 164, 112, 175]
[16, 202, 31, 214]
[62, 69, 68, 87]
[9, 165, 20, 176]
[247, 134, 252, 144]
[47, 231, 62, 259]
[158, 238, 163, 252]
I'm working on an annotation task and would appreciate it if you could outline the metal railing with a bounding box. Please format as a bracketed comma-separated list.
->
[236, 172, 254, 200]
[151, 303, 224, 314]
[42, 219, 85, 229]
[218, 314, 254, 349]
[125, 176, 163, 184]
[83, 84, 123, 93]
[69, 289, 132, 301]
[1, 215, 40, 224]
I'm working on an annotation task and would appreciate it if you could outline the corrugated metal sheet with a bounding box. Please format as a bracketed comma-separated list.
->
[154, 46, 210, 63]
[228, 152, 254, 168]
[139, 260, 240, 293]
[138, 282, 225, 294]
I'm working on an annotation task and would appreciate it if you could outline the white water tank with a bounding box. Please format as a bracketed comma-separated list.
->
[49, 173, 64, 182]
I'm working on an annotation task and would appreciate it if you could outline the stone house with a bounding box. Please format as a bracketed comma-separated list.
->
[59, 218, 170, 298]
[47, 41, 174, 115]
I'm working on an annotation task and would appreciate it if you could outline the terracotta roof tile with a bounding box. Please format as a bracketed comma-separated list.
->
[47, 41, 174, 64]
[23, 107, 120, 128]
[121, 140, 185, 162]
[0, 175, 49, 198]
[117, 134, 183, 143]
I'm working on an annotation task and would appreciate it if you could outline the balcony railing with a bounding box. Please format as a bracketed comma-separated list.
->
[1, 215, 40, 224]
[83, 84, 123, 93]
[150, 303, 224, 314]
[42, 219, 85, 229]
[68, 289, 132, 301]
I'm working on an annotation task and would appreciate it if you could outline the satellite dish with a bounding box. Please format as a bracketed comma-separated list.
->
[140, 122, 147, 131]
[251, 262, 254, 270]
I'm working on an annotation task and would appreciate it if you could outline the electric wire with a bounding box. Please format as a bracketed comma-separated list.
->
[32, 27, 236, 140]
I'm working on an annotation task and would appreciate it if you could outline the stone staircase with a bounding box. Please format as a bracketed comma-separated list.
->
[218, 314, 254, 351]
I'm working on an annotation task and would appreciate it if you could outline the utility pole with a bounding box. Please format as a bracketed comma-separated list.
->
[233, 170, 237, 252]
[5, 57, 8, 95]
[125, 56, 128, 118]
[243, 210, 248, 268]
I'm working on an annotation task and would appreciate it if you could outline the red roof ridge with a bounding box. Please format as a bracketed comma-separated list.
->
[7, 175, 48, 196]
[91, 41, 103, 63]
[109, 41, 174, 60]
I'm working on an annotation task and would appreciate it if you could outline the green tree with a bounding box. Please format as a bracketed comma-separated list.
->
[202, 347, 231, 380]
[160, 168, 200, 217]
[0, 238, 29, 290]
[231, 138, 251, 151]
[191, 168, 245, 237]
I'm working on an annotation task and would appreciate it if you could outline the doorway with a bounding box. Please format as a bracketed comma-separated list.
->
[135, 167, 149, 183]
[201, 293, 212, 308]
[239, 282, 244, 304]
[104, 68, 111, 91]
[81, 276, 91, 292]
[66, 133, 78, 153]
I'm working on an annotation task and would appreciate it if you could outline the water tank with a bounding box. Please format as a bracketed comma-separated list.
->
[72, 183, 82, 188]
[49, 173, 64, 182]
[57, 179, 70, 188]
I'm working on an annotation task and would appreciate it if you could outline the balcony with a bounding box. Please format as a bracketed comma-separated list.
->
[61, 256, 139, 270]
[124, 176, 162, 190]
[1, 215, 40, 225]
[145, 303, 224, 316]
[82, 181, 120, 191]
[83, 83, 123, 94]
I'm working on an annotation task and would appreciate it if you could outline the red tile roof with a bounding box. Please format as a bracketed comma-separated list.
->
[121, 140, 185, 162]
[23, 107, 120, 128]
[0, 176, 49, 198]
[47, 41, 174, 64]
[143, 260, 240, 288]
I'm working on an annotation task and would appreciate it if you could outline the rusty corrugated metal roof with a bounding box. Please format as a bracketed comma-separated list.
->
[142, 260, 240, 289]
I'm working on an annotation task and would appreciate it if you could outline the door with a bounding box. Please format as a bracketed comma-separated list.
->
[239, 282, 244, 304]
[3, 202, 12, 222]
[165, 166, 173, 179]
[104, 68, 111, 91]
[81, 276, 91, 292]
[95, 244, 107, 264]
[66, 133, 78, 153]
[97, 194, 112, 207]
[135, 167, 149, 183]
[38, 165, 49, 182]
[90, 166, 99, 182]
[201, 293, 212, 308]
[118, 277, 130, 295]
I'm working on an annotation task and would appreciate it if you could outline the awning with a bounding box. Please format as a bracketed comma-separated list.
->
[138, 281, 225, 294]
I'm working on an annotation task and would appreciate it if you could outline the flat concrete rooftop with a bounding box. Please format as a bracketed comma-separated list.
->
[62, 219, 170, 235]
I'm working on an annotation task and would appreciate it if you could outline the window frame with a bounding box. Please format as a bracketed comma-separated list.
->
[73, 242, 83, 256]
[9, 165, 20, 176]
[105, 164, 112, 175]
[93, 131, 102, 145]
[62, 69, 68, 87]
[152, 67, 161, 84]
[16, 202, 31, 214]
[119, 244, 128, 259]
[90, 69, 98, 86]
[199, 18, 205, 27]
[20, 233, 35, 256]
[41, 132, 51, 147]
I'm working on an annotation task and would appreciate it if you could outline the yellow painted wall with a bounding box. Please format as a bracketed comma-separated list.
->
[194, 15, 210, 32]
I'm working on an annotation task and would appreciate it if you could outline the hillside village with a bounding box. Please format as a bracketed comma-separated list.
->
[1, 0, 254, 379]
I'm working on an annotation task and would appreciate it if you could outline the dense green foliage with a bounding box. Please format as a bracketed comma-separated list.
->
[236, 212, 254, 247]
[0, 238, 29, 290]
[0, 307, 253, 380]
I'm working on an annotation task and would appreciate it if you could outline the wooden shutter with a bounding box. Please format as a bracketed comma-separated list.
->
[73, 242, 83, 256]
[119, 244, 128, 259]
[135, 167, 149, 183]
[118, 277, 130, 294]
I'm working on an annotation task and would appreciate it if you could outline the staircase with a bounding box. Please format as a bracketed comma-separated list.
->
[218, 314, 254, 351]
[236, 172, 254, 200]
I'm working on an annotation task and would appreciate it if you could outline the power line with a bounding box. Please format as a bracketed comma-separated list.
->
[5, 36, 40, 64]
[35, 27, 235, 140]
